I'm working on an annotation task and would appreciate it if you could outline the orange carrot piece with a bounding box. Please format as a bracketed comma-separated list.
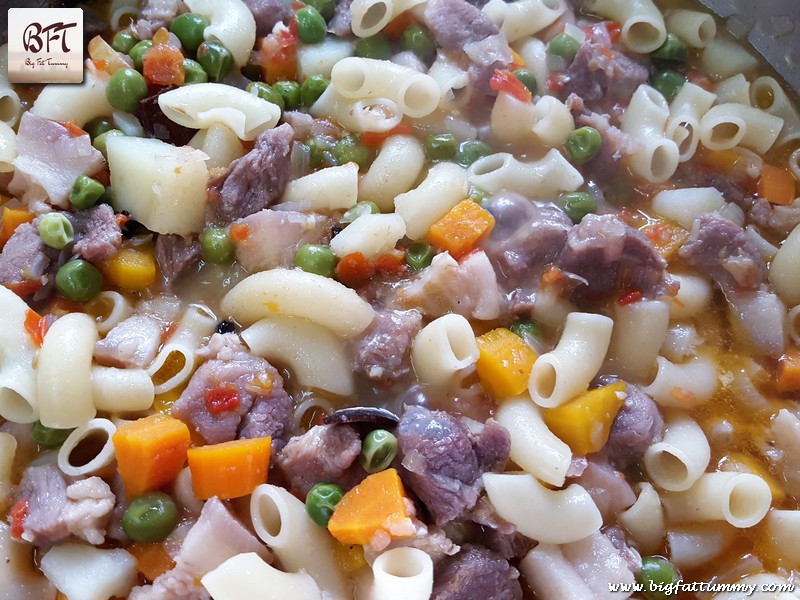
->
[699, 148, 741, 172]
[758, 164, 797, 206]
[333, 541, 368, 575]
[327, 468, 411, 545]
[639, 220, 688, 260]
[360, 123, 413, 147]
[543, 382, 627, 455]
[0, 208, 34, 249]
[56, 120, 88, 137]
[128, 543, 176, 581]
[336, 252, 374, 287]
[112, 414, 191, 498]
[427, 200, 495, 258]
[475, 328, 538, 399]
[381, 12, 416, 40]
[143, 43, 185, 86]
[24, 309, 48, 347]
[777, 347, 800, 393]
[229, 223, 251, 242]
[256, 26, 298, 83]
[187, 437, 272, 500]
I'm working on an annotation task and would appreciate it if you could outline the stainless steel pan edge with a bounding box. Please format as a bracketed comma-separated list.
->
[697, 0, 800, 93]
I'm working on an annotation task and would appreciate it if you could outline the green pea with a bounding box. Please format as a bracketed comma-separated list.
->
[197, 41, 234, 82]
[332, 136, 370, 168]
[651, 69, 686, 103]
[170, 12, 210, 53]
[359, 429, 398, 473]
[70, 175, 106, 209]
[556, 191, 597, 224]
[355, 35, 391, 60]
[468, 185, 489, 206]
[639, 556, 680, 600]
[456, 140, 492, 167]
[342, 201, 380, 223]
[84, 116, 114, 140]
[304, 0, 336, 21]
[200, 227, 235, 263]
[92, 129, 125, 159]
[305, 483, 344, 527]
[122, 492, 179, 543]
[55, 259, 103, 303]
[513, 68, 538, 95]
[548, 32, 580, 62]
[129, 40, 153, 70]
[294, 244, 337, 278]
[296, 6, 327, 44]
[273, 80, 301, 110]
[31, 421, 74, 448]
[401, 24, 435, 63]
[425, 133, 457, 161]
[652, 33, 688, 64]
[183, 58, 208, 84]
[107, 68, 148, 113]
[101, 185, 114, 205]
[406, 242, 434, 270]
[301, 75, 330, 108]
[566, 126, 602, 165]
[247, 81, 286, 111]
[509, 321, 541, 344]
[38, 213, 74, 250]
[305, 135, 336, 167]
[111, 30, 138, 54]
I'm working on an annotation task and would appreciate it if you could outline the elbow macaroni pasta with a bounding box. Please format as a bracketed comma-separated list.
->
[331, 58, 440, 118]
[57, 418, 117, 477]
[202, 553, 323, 600]
[700, 103, 784, 154]
[621, 85, 680, 183]
[183, 0, 256, 67]
[641, 355, 717, 408]
[411, 314, 480, 387]
[482, 0, 566, 42]
[359, 135, 426, 211]
[37, 313, 98, 429]
[158, 84, 281, 141]
[0, 287, 39, 423]
[607, 300, 670, 382]
[585, 0, 666, 53]
[643, 412, 710, 492]
[222, 268, 375, 334]
[484, 472, 603, 544]
[310, 85, 404, 133]
[250, 484, 349, 599]
[619, 483, 665, 555]
[394, 162, 469, 239]
[661, 472, 771, 528]
[467, 150, 583, 198]
[495, 396, 572, 487]
[367, 548, 434, 600]
[529, 312, 614, 408]
[242, 315, 355, 397]
[147, 305, 217, 395]
[665, 10, 716, 47]
[329, 213, 407, 259]
[280, 163, 360, 211]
